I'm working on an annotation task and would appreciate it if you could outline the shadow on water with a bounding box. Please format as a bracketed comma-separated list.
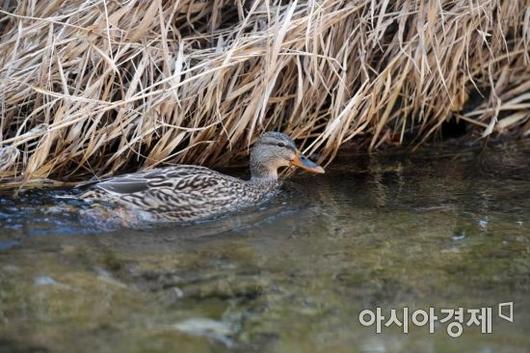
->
[0, 142, 529, 353]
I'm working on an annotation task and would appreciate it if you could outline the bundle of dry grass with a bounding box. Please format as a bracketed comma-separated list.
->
[0, 0, 528, 187]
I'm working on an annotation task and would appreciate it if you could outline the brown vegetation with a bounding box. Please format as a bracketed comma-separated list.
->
[0, 0, 529, 188]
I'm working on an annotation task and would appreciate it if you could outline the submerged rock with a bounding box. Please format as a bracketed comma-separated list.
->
[173, 318, 235, 347]
[33, 275, 70, 290]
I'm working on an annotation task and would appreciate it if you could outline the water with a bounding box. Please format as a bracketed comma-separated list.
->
[0, 143, 529, 353]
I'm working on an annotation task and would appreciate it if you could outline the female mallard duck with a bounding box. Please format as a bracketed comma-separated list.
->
[80, 132, 324, 225]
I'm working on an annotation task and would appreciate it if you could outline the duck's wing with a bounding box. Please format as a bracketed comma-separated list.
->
[92, 165, 232, 196]
[94, 174, 152, 195]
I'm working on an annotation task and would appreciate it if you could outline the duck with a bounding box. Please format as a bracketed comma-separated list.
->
[79, 132, 324, 225]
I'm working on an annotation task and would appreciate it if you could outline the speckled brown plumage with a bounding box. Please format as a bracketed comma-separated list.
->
[81, 165, 278, 223]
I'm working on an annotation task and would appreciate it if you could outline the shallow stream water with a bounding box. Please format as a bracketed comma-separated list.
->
[0, 142, 529, 353]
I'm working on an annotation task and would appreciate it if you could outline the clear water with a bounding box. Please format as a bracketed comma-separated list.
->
[0, 143, 529, 353]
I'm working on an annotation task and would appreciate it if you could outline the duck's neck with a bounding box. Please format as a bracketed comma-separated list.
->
[250, 161, 278, 183]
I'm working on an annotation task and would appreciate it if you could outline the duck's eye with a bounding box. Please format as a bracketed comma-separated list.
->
[277, 142, 286, 148]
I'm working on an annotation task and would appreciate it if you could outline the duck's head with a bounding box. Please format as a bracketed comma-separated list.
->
[250, 132, 324, 180]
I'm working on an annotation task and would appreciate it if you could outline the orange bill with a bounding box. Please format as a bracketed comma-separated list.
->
[291, 152, 325, 174]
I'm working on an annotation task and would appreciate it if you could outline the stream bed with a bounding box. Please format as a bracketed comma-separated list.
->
[0, 142, 529, 353]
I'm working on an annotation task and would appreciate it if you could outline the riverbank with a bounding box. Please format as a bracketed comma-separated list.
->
[0, 0, 528, 188]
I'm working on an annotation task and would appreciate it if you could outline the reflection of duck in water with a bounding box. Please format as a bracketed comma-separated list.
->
[80, 132, 324, 226]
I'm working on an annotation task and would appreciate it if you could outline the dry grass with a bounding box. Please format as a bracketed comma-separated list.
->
[0, 0, 529, 188]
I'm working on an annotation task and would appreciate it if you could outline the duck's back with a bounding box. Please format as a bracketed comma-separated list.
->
[81, 165, 278, 223]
